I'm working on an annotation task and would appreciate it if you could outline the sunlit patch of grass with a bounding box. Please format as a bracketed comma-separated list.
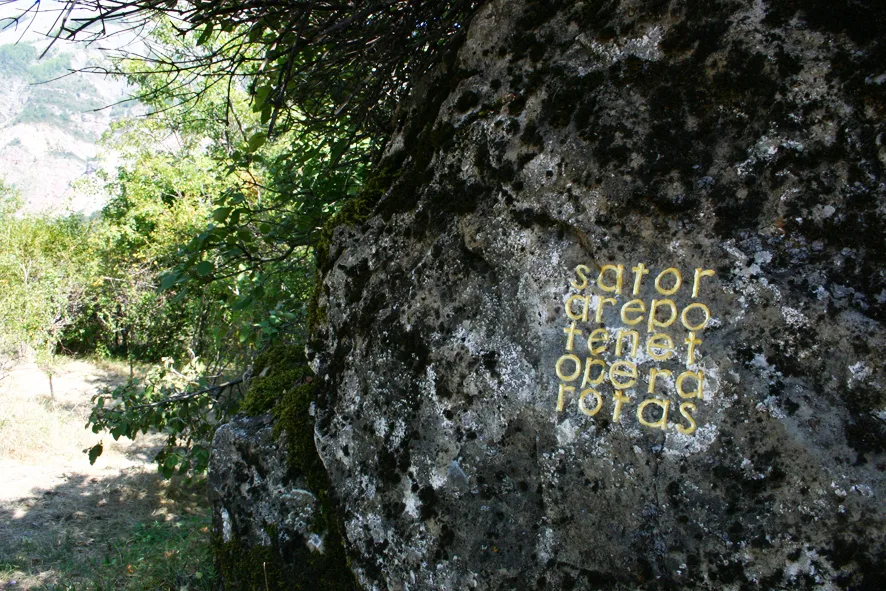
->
[0, 357, 216, 591]
[0, 502, 216, 591]
[0, 359, 124, 462]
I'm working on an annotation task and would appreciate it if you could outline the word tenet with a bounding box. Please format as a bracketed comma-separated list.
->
[554, 263, 716, 435]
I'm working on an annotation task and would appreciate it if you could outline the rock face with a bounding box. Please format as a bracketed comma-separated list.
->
[306, 0, 886, 589]
[208, 416, 324, 578]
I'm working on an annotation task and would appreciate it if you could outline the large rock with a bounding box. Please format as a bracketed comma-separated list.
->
[308, 0, 886, 589]
[208, 416, 324, 587]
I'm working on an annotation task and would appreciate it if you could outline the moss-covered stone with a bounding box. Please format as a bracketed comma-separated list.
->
[241, 345, 312, 416]
[213, 524, 356, 591]
[314, 164, 395, 269]
[306, 0, 886, 587]
[226, 345, 357, 590]
[308, 164, 400, 336]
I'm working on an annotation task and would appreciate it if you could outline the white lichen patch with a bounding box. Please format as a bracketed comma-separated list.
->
[555, 418, 578, 446]
[664, 422, 718, 456]
[847, 361, 871, 388]
[575, 26, 663, 66]
[781, 306, 807, 327]
[220, 507, 233, 543]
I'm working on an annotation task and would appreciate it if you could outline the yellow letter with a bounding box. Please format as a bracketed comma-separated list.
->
[654, 267, 683, 295]
[566, 294, 590, 321]
[612, 391, 631, 422]
[563, 322, 583, 351]
[677, 370, 704, 399]
[579, 388, 603, 416]
[571, 265, 590, 290]
[557, 383, 575, 412]
[647, 368, 672, 394]
[594, 297, 618, 323]
[614, 329, 639, 358]
[597, 264, 624, 294]
[677, 402, 697, 434]
[620, 299, 646, 325]
[609, 360, 638, 389]
[637, 398, 670, 431]
[631, 263, 650, 295]
[556, 354, 582, 382]
[646, 333, 675, 361]
[680, 303, 711, 331]
[582, 359, 607, 387]
[647, 299, 677, 332]
[588, 328, 609, 355]
[692, 268, 715, 298]
[684, 332, 702, 366]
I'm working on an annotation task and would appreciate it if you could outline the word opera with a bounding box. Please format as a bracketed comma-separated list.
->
[554, 263, 717, 435]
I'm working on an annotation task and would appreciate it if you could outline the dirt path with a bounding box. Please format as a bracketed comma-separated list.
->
[0, 359, 206, 589]
[0, 360, 154, 501]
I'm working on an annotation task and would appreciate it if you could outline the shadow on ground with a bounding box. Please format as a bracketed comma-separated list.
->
[0, 464, 211, 589]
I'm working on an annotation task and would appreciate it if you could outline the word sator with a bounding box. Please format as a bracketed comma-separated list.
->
[555, 263, 716, 435]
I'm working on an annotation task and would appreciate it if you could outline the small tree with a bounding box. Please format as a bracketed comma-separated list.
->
[0, 179, 93, 391]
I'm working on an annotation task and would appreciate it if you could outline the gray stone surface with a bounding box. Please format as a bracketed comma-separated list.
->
[308, 0, 886, 589]
[208, 415, 325, 557]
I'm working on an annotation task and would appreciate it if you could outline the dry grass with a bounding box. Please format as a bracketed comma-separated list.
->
[0, 358, 216, 590]
[0, 359, 128, 462]
[0, 471, 213, 590]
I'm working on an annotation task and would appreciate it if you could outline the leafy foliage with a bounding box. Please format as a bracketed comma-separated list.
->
[0, 0, 485, 478]
[62, 113, 227, 363]
[86, 356, 244, 477]
[68, 24, 367, 476]
[0, 179, 94, 374]
[35, 1, 482, 143]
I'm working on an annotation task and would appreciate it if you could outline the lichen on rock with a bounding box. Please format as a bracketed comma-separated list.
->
[208, 347, 355, 590]
[305, 0, 886, 589]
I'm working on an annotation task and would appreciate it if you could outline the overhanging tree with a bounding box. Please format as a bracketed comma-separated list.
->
[0, 0, 486, 476]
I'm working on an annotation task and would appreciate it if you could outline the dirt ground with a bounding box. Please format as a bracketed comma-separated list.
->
[0, 359, 206, 589]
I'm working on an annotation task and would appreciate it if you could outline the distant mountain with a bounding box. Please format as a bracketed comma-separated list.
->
[0, 25, 136, 214]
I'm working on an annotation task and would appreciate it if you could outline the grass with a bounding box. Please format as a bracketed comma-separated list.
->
[0, 357, 218, 590]
[0, 499, 216, 591]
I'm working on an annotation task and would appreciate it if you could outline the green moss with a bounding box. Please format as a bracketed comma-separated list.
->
[212, 532, 283, 591]
[232, 345, 358, 590]
[213, 524, 356, 591]
[306, 268, 329, 334]
[241, 345, 312, 416]
[314, 165, 396, 270]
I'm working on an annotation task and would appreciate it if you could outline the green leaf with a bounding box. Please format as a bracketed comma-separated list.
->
[195, 261, 213, 276]
[86, 442, 103, 465]
[248, 24, 264, 42]
[159, 272, 180, 291]
[232, 294, 254, 311]
[260, 105, 272, 125]
[253, 85, 272, 109]
[196, 23, 214, 46]
[212, 206, 233, 222]
[246, 132, 267, 153]
[229, 208, 242, 226]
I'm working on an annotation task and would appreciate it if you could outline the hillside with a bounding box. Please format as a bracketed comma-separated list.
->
[0, 39, 133, 213]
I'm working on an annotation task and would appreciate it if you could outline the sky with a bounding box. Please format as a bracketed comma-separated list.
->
[0, 1, 145, 52]
[0, 1, 73, 45]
